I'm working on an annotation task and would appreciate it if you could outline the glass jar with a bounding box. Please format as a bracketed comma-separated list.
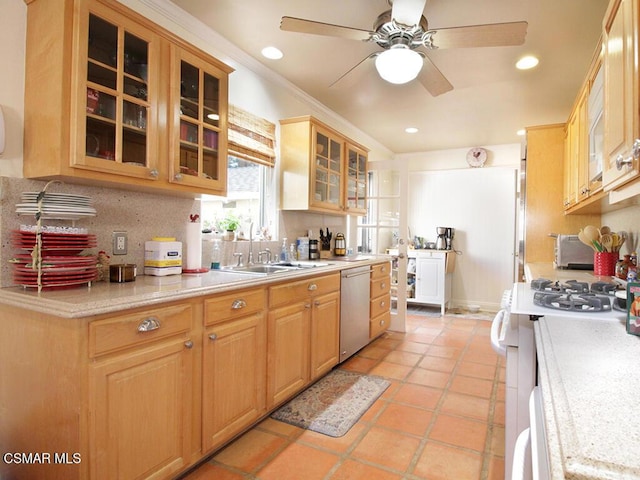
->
[616, 255, 632, 280]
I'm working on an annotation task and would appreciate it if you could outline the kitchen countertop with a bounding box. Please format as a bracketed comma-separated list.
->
[522, 263, 640, 479]
[535, 315, 640, 479]
[0, 256, 388, 318]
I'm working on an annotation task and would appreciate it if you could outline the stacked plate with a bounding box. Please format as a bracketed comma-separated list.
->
[10, 229, 98, 289]
[16, 192, 97, 220]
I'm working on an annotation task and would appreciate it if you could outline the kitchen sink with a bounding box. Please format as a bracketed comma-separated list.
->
[221, 265, 298, 276]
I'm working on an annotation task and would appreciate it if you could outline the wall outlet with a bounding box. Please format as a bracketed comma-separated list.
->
[112, 231, 128, 255]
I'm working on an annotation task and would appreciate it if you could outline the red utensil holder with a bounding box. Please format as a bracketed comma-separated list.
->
[594, 252, 618, 276]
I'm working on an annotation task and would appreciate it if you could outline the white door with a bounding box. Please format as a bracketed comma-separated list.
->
[357, 160, 408, 332]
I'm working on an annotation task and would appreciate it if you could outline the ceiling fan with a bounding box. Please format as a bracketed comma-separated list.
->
[280, 0, 528, 96]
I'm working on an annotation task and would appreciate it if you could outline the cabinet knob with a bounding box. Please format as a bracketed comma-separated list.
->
[307, 283, 318, 291]
[149, 169, 159, 179]
[616, 139, 640, 170]
[381, 266, 386, 273]
[314, 300, 320, 306]
[380, 301, 386, 307]
[380, 282, 386, 289]
[208, 333, 218, 341]
[174, 173, 183, 181]
[184, 340, 194, 349]
[305, 303, 311, 309]
[231, 299, 247, 309]
[379, 319, 385, 326]
[137, 317, 160, 332]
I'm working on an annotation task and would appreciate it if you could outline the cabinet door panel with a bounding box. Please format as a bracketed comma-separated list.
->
[415, 258, 443, 301]
[267, 303, 310, 407]
[310, 291, 340, 380]
[203, 314, 266, 452]
[90, 340, 192, 480]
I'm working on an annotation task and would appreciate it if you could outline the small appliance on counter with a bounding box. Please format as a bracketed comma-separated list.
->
[334, 233, 346, 256]
[552, 234, 594, 269]
[435, 227, 455, 250]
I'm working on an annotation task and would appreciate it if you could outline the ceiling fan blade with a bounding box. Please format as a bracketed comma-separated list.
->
[431, 21, 528, 49]
[329, 53, 378, 89]
[391, 0, 427, 27]
[280, 16, 373, 42]
[417, 55, 453, 97]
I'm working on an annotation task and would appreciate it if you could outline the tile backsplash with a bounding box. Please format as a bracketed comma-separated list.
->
[0, 177, 346, 288]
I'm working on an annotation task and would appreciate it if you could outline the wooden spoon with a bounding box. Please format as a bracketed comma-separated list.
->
[579, 229, 597, 251]
[600, 233, 613, 252]
[584, 225, 600, 244]
[601, 226, 611, 235]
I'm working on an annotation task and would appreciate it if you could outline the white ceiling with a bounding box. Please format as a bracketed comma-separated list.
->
[170, 0, 607, 154]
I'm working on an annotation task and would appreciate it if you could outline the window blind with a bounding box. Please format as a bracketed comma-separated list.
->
[227, 105, 276, 167]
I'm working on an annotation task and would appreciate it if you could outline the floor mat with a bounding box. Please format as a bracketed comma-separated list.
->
[271, 369, 390, 437]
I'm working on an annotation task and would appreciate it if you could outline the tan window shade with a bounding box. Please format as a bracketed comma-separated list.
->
[228, 105, 276, 167]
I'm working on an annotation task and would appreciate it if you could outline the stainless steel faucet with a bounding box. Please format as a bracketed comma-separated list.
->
[247, 222, 255, 265]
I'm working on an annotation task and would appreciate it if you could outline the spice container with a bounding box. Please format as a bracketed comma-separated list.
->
[110, 264, 137, 283]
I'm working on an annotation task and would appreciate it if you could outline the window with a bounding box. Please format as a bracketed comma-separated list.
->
[200, 156, 276, 238]
[200, 105, 277, 239]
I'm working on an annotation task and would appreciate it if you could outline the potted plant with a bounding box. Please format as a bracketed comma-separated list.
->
[218, 214, 240, 240]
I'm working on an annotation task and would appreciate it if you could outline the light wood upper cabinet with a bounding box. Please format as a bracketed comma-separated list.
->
[280, 116, 369, 215]
[603, 0, 640, 190]
[23, 0, 232, 196]
[168, 46, 229, 194]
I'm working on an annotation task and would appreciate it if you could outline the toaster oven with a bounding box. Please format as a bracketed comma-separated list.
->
[554, 234, 594, 269]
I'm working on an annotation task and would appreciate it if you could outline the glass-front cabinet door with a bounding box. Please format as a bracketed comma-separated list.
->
[74, 2, 160, 181]
[311, 125, 343, 212]
[345, 142, 368, 214]
[169, 46, 229, 195]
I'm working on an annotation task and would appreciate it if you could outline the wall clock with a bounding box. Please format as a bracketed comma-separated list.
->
[466, 147, 487, 168]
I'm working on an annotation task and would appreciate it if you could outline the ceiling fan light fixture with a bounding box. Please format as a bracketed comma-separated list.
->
[375, 47, 423, 84]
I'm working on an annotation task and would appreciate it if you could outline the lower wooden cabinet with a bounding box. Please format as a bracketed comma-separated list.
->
[202, 313, 266, 452]
[88, 303, 195, 480]
[0, 268, 379, 480]
[267, 273, 340, 408]
[370, 261, 391, 338]
[90, 340, 194, 480]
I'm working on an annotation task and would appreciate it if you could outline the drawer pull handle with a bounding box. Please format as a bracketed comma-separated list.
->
[380, 319, 385, 326]
[381, 267, 386, 273]
[231, 299, 247, 309]
[184, 340, 194, 349]
[305, 303, 311, 309]
[308, 283, 318, 291]
[209, 333, 218, 341]
[137, 317, 161, 332]
[380, 301, 386, 307]
[380, 282, 386, 289]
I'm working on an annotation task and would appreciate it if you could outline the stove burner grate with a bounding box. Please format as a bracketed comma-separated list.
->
[533, 292, 612, 312]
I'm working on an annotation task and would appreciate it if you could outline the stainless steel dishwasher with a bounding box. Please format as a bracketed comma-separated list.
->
[339, 265, 371, 362]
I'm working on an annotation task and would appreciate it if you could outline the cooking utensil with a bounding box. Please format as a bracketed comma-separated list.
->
[600, 225, 611, 235]
[583, 225, 600, 244]
[578, 229, 597, 251]
[600, 233, 613, 252]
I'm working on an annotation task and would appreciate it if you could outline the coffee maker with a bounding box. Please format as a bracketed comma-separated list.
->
[435, 227, 447, 250]
[445, 227, 455, 250]
[436, 227, 455, 250]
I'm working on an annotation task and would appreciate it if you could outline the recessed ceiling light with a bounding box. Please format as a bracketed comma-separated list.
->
[517, 129, 526, 136]
[516, 55, 539, 70]
[261, 46, 283, 60]
[405, 127, 419, 134]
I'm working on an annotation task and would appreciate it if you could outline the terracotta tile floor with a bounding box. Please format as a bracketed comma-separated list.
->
[180, 313, 506, 480]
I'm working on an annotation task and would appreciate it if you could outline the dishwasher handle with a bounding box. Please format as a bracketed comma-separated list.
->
[342, 269, 371, 279]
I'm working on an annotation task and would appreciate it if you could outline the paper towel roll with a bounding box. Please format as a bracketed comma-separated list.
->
[185, 222, 202, 270]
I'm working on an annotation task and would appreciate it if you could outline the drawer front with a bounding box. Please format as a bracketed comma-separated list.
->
[204, 287, 265, 326]
[371, 261, 391, 279]
[370, 311, 391, 338]
[269, 273, 340, 308]
[370, 276, 390, 299]
[90, 303, 192, 357]
[370, 292, 391, 319]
